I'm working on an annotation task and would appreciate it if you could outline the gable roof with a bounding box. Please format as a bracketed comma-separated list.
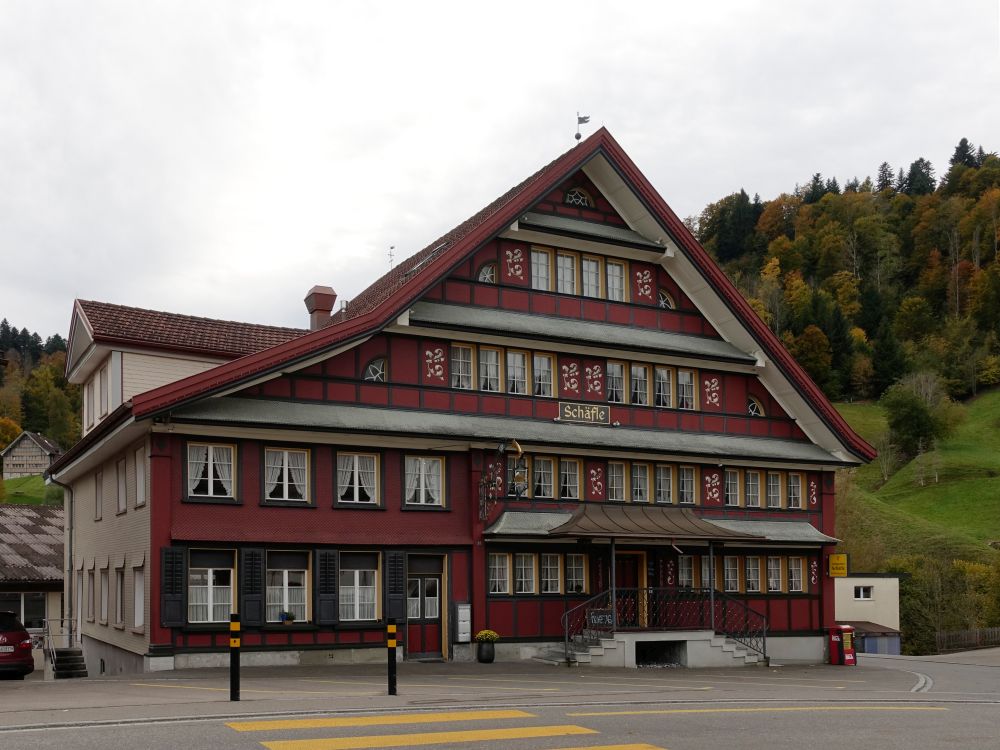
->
[0, 431, 62, 459]
[0, 506, 64, 584]
[76, 299, 307, 359]
[113, 128, 873, 463]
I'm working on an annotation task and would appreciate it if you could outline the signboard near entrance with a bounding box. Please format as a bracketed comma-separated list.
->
[587, 609, 614, 629]
[559, 402, 610, 425]
[828, 553, 849, 577]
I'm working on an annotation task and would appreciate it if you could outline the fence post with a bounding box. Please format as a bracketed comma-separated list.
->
[229, 613, 240, 702]
[387, 618, 397, 696]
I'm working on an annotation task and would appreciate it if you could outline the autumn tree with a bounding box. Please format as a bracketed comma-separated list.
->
[0, 416, 20, 451]
[790, 325, 832, 390]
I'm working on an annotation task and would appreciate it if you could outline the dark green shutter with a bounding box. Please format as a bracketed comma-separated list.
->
[240, 548, 265, 626]
[160, 547, 186, 627]
[385, 550, 407, 621]
[315, 549, 339, 625]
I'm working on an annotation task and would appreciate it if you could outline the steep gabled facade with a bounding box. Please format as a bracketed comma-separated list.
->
[49, 129, 872, 673]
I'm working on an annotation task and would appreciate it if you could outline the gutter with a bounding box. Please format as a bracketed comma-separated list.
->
[45, 474, 74, 646]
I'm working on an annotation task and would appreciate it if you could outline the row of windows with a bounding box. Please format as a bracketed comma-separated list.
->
[488, 552, 589, 595]
[679, 554, 808, 594]
[84, 566, 144, 629]
[93, 447, 146, 521]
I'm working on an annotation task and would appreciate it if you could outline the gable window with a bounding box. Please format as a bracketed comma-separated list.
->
[541, 554, 562, 594]
[767, 557, 782, 592]
[479, 348, 501, 392]
[187, 444, 235, 499]
[724, 469, 740, 507]
[266, 552, 308, 623]
[134, 448, 146, 507]
[606, 362, 625, 403]
[788, 557, 803, 592]
[337, 453, 378, 504]
[507, 351, 528, 395]
[450, 345, 473, 389]
[678, 556, 694, 587]
[515, 553, 536, 594]
[658, 289, 676, 309]
[477, 262, 497, 284]
[405, 456, 444, 505]
[766, 472, 782, 509]
[788, 474, 802, 509]
[188, 551, 234, 623]
[533, 354, 554, 397]
[855, 585, 873, 600]
[339, 552, 378, 621]
[566, 554, 587, 594]
[608, 463, 625, 502]
[747, 396, 765, 417]
[724, 557, 739, 592]
[677, 370, 696, 410]
[557, 253, 577, 294]
[678, 467, 696, 504]
[745, 557, 761, 593]
[363, 358, 386, 383]
[265, 448, 309, 502]
[564, 187, 594, 207]
[581, 257, 601, 297]
[745, 471, 761, 508]
[532, 457, 554, 498]
[488, 553, 510, 594]
[631, 463, 650, 503]
[531, 249, 551, 290]
[559, 459, 580, 500]
[654, 367, 672, 408]
[116, 458, 127, 514]
[655, 465, 673, 504]
[606, 261, 626, 301]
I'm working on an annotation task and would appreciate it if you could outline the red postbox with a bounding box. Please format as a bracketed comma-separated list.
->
[828, 625, 856, 666]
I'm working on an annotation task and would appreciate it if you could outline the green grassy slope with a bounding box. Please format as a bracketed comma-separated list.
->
[835, 392, 1000, 568]
[1, 475, 62, 505]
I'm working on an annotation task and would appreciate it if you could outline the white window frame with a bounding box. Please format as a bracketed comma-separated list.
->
[788, 473, 803, 509]
[701, 556, 717, 590]
[450, 344, 474, 390]
[116, 458, 127, 514]
[515, 553, 536, 594]
[724, 469, 740, 507]
[745, 471, 761, 508]
[479, 347, 502, 392]
[187, 443, 236, 499]
[404, 456, 445, 505]
[559, 459, 580, 500]
[745, 556, 761, 593]
[854, 585, 874, 600]
[556, 253, 577, 294]
[488, 553, 510, 594]
[678, 466, 696, 504]
[533, 354, 554, 397]
[581, 256, 601, 298]
[767, 472, 782, 509]
[99, 364, 108, 417]
[506, 350, 528, 395]
[531, 248, 552, 290]
[607, 260, 626, 301]
[724, 557, 740, 592]
[655, 465, 673, 504]
[339, 566, 377, 621]
[606, 362, 625, 403]
[631, 463, 649, 503]
[654, 367, 672, 408]
[266, 567, 308, 623]
[566, 554, 587, 594]
[134, 447, 146, 507]
[541, 554, 562, 594]
[677, 370, 696, 410]
[188, 566, 233, 623]
[337, 453, 379, 504]
[608, 462, 626, 502]
[532, 457, 554, 498]
[788, 557, 803, 592]
[630, 364, 650, 406]
[678, 556, 694, 587]
[265, 448, 310, 502]
[133, 566, 145, 628]
[767, 557, 782, 593]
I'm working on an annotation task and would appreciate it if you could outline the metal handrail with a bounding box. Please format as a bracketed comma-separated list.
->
[40, 618, 76, 666]
[560, 589, 614, 664]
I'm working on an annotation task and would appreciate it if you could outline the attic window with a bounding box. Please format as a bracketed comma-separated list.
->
[564, 187, 594, 208]
[657, 289, 676, 309]
[363, 358, 386, 383]
[747, 397, 765, 417]
[477, 262, 497, 284]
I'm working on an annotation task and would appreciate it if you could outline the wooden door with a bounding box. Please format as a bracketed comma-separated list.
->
[405, 575, 442, 658]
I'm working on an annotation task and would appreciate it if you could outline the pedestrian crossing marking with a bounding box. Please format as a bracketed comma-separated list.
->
[259, 725, 597, 750]
[228, 709, 535, 732]
[570, 706, 949, 717]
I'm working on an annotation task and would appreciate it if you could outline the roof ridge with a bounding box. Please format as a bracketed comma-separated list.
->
[77, 299, 308, 334]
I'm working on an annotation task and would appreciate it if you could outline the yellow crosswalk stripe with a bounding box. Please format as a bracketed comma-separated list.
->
[228, 709, 534, 732]
[260, 724, 596, 750]
[570, 706, 949, 717]
[547, 746, 664, 750]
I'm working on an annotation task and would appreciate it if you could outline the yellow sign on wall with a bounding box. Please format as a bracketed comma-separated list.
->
[828, 553, 848, 577]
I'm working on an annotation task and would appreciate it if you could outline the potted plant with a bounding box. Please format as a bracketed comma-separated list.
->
[474, 629, 499, 663]
[279, 611, 296, 625]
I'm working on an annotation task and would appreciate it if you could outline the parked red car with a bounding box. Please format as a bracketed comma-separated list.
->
[0, 611, 34, 679]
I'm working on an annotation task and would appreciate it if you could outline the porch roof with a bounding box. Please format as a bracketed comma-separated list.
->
[483, 511, 573, 536]
[708, 519, 839, 544]
[547, 505, 763, 541]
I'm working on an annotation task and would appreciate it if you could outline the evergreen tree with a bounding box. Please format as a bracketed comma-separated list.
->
[871, 321, 908, 396]
[825, 176, 841, 195]
[904, 158, 936, 196]
[0, 319, 11, 352]
[43, 334, 67, 354]
[803, 173, 826, 204]
[876, 162, 894, 192]
[950, 138, 978, 168]
[844, 177, 860, 193]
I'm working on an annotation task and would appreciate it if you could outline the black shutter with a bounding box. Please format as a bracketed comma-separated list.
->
[385, 550, 407, 621]
[160, 547, 186, 627]
[240, 548, 265, 626]
[315, 549, 339, 625]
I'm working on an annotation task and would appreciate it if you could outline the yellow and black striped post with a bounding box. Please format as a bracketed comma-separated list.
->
[387, 618, 397, 696]
[230, 613, 241, 701]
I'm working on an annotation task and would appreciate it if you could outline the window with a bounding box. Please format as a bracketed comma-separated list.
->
[337, 453, 378, 504]
[86, 381, 94, 428]
[678, 467, 696, 504]
[557, 253, 576, 294]
[788, 557, 803, 592]
[724, 557, 739, 592]
[533, 354, 553, 397]
[507, 351, 528, 395]
[405, 456, 444, 505]
[607, 362, 625, 403]
[116, 459, 127, 514]
[745, 557, 761, 593]
[479, 348, 501, 392]
[488, 553, 510, 594]
[766, 472, 782, 509]
[607, 261, 626, 301]
[677, 370, 695, 410]
[654, 367, 672, 408]
[266, 553, 308, 622]
[99, 365, 108, 417]
[788, 474, 802, 509]
[407, 577, 440, 619]
[477, 262, 497, 284]
[747, 396, 765, 417]
[507, 455, 529, 498]
[134, 448, 146, 507]
[115, 570, 125, 624]
[559, 459, 580, 500]
[339, 553, 377, 621]
[701, 556, 717, 590]
[531, 249, 551, 290]
[450, 345, 473, 389]
[265, 448, 309, 502]
[0, 592, 46, 629]
[724, 470, 740, 507]
[854, 585, 874, 600]
[608, 462, 625, 502]
[363, 358, 386, 382]
[631, 463, 649, 503]
[94, 471, 102, 520]
[100, 569, 109, 622]
[745, 471, 761, 508]
[678, 556, 694, 587]
[767, 557, 782, 592]
[188, 552, 234, 623]
[407, 579, 420, 618]
[658, 289, 676, 309]
[566, 554, 586, 594]
[565, 187, 594, 207]
[532, 457, 554, 498]
[630, 365, 649, 406]
[187, 444, 235, 499]
[515, 553, 536, 594]
[582, 257, 601, 297]
[133, 567, 145, 628]
[87, 570, 95, 620]
[541, 554, 562, 594]
[655, 465, 672, 504]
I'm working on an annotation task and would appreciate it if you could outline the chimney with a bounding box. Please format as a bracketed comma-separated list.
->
[304, 285, 337, 330]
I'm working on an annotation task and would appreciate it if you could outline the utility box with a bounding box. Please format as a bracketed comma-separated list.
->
[828, 625, 857, 666]
[455, 603, 471, 643]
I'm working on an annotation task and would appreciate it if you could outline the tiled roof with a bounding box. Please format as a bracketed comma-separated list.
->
[77, 300, 307, 358]
[0, 506, 64, 583]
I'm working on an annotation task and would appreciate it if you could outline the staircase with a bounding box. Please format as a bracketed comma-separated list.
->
[52, 647, 88, 679]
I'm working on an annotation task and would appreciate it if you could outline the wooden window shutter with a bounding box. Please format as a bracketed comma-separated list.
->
[384, 550, 407, 621]
[160, 547, 186, 628]
[314, 549, 339, 625]
[239, 548, 265, 626]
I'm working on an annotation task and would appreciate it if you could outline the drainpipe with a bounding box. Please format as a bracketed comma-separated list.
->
[610, 537, 617, 631]
[47, 475, 74, 647]
[709, 542, 716, 631]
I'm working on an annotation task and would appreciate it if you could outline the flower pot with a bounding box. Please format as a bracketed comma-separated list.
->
[476, 641, 495, 664]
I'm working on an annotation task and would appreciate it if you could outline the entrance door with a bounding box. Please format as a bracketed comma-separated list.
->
[405, 575, 442, 658]
[615, 555, 640, 628]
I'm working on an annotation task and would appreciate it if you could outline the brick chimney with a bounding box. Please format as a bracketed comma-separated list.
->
[304, 285, 337, 330]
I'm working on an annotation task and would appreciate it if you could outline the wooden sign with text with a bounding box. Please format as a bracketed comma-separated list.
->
[559, 402, 610, 425]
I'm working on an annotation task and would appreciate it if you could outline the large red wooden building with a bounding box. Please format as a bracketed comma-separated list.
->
[50, 129, 873, 673]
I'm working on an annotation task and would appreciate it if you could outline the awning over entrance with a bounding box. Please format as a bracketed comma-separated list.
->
[547, 505, 764, 542]
[709, 519, 839, 544]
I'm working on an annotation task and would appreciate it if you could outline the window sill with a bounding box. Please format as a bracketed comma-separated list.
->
[402, 504, 449, 512]
[130, 626, 146, 635]
[334, 502, 385, 511]
[261, 500, 317, 508]
[112, 623, 125, 631]
[263, 623, 318, 631]
[116, 510, 127, 517]
[183, 496, 241, 505]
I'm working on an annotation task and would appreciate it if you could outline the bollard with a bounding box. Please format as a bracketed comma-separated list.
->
[230, 613, 240, 701]
[387, 618, 397, 696]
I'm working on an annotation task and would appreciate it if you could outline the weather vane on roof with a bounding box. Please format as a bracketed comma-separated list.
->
[388, 245, 395, 269]
[575, 113, 590, 143]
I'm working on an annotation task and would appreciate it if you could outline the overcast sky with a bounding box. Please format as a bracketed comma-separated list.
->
[2, 1, 998, 339]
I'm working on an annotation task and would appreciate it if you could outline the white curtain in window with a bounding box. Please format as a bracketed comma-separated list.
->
[213, 446, 233, 495]
[337, 455, 354, 497]
[188, 446, 208, 494]
[404, 458, 420, 502]
[287, 452, 307, 497]
[358, 456, 376, 500]
[264, 450, 283, 496]
[425, 460, 441, 503]
[266, 570, 283, 622]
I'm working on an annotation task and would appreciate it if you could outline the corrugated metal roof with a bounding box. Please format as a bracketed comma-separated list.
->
[548, 505, 764, 541]
[408, 302, 754, 363]
[709, 519, 839, 544]
[0, 506, 64, 583]
[483, 511, 573, 536]
[171, 398, 847, 465]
